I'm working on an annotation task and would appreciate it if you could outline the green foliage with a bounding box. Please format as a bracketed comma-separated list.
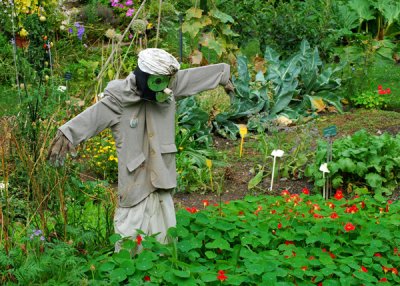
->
[305, 130, 400, 199]
[88, 193, 400, 285]
[214, 40, 344, 139]
[351, 90, 389, 109]
[175, 97, 224, 193]
[0, 238, 88, 285]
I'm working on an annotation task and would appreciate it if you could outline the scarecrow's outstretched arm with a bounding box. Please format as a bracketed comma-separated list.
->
[170, 63, 233, 97]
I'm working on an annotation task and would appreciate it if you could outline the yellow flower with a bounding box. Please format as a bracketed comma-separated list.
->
[179, 146, 184, 151]
[109, 155, 115, 161]
[206, 159, 212, 169]
[114, 157, 118, 163]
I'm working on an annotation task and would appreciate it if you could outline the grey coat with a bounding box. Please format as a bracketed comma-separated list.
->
[59, 63, 230, 207]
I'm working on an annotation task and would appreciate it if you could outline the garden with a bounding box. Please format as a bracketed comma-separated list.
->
[1, 0, 400, 285]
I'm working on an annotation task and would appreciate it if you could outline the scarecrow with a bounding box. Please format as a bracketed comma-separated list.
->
[48, 48, 233, 248]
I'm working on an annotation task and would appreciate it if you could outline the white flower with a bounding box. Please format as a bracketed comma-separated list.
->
[0, 181, 6, 190]
[57, 86, 67, 92]
[319, 163, 330, 173]
[60, 25, 66, 31]
[105, 28, 116, 39]
[271, 149, 284, 157]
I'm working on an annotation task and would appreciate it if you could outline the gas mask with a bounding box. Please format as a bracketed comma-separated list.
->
[134, 67, 173, 103]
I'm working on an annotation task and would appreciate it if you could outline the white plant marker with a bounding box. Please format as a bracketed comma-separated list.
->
[269, 149, 284, 191]
[319, 163, 330, 199]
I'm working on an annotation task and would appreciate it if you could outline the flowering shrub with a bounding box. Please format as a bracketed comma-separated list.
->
[82, 129, 118, 183]
[90, 190, 400, 285]
[351, 85, 391, 109]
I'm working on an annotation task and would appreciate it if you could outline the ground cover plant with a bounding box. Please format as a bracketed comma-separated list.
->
[1, 0, 400, 284]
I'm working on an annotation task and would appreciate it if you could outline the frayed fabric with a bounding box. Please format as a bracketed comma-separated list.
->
[113, 190, 176, 252]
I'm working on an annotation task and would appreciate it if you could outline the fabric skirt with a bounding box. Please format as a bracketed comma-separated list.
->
[113, 190, 176, 251]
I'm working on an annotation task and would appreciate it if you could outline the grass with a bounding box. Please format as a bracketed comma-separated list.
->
[0, 86, 20, 117]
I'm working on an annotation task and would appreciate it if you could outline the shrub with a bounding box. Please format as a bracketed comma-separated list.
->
[305, 130, 400, 199]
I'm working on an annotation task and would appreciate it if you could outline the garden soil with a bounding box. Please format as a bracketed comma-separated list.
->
[173, 110, 400, 210]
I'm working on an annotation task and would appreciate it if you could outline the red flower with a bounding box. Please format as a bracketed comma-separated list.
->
[301, 266, 308, 271]
[345, 204, 359, 214]
[378, 89, 386, 95]
[278, 222, 282, 229]
[386, 88, 391, 94]
[330, 212, 339, 219]
[144, 275, 151, 281]
[334, 189, 344, 200]
[344, 222, 355, 232]
[281, 190, 290, 196]
[238, 211, 245, 216]
[317, 283, 323, 286]
[360, 201, 366, 209]
[202, 200, 209, 207]
[379, 278, 388, 282]
[302, 188, 310, 195]
[378, 85, 383, 90]
[327, 202, 335, 209]
[136, 235, 142, 245]
[270, 209, 276, 214]
[392, 267, 398, 275]
[382, 266, 391, 273]
[374, 253, 382, 257]
[185, 207, 198, 214]
[285, 240, 294, 245]
[313, 213, 324, 219]
[217, 270, 227, 281]
[361, 266, 368, 272]
[254, 205, 262, 215]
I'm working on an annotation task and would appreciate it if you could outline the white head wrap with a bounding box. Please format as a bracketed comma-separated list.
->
[138, 48, 180, 76]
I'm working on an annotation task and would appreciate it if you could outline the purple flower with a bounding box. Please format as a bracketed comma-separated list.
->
[40, 236, 45, 241]
[74, 22, 81, 28]
[129, 33, 133, 39]
[126, 8, 135, 17]
[68, 28, 73, 33]
[118, 3, 124, 8]
[110, 0, 119, 6]
[125, 0, 133, 5]
[77, 26, 85, 40]
[34, 229, 42, 236]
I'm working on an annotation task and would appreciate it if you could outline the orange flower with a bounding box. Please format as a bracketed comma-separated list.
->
[217, 270, 227, 281]
[344, 222, 355, 232]
[202, 200, 210, 207]
[334, 189, 344, 200]
[136, 235, 142, 245]
[185, 207, 199, 214]
[330, 212, 339, 219]
[281, 190, 290, 196]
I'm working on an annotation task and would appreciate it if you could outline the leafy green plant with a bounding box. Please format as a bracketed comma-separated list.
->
[88, 191, 400, 285]
[181, 4, 238, 63]
[214, 40, 344, 139]
[351, 89, 389, 109]
[175, 97, 224, 193]
[305, 129, 400, 199]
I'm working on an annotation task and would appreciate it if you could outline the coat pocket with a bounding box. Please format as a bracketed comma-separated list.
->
[160, 144, 177, 154]
[127, 153, 146, 172]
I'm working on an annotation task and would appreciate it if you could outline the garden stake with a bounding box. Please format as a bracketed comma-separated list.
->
[323, 125, 336, 199]
[319, 163, 330, 199]
[238, 124, 247, 157]
[269, 150, 284, 191]
[206, 159, 214, 192]
[10, 0, 22, 103]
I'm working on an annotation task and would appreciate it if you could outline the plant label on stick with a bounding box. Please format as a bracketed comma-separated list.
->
[323, 125, 337, 137]
[269, 149, 284, 191]
[238, 124, 247, 157]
